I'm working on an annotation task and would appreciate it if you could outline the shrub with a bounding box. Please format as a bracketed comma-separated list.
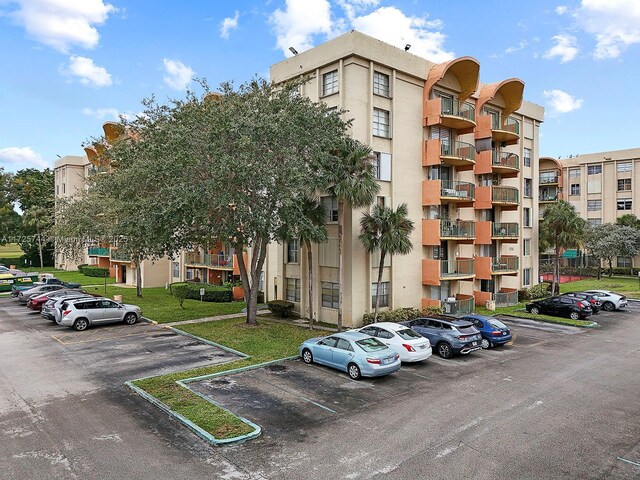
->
[173, 284, 188, 308]
[528, 282, 551, 299]
[267, 300, 295, 318]
[168, 282, 234, 303]
[77, 264, 88, 273]
[82, 266, 109, 277]
[362, 306, 444, 325]
[518, 289, 531, 302]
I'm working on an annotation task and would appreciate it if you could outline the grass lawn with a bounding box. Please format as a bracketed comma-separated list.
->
[133, 317, 319, 440]
[474, 303, 596, 327]
[558, 277, 640, 299]
[0, 243, 23, 258]
[22, 267, 117, 286]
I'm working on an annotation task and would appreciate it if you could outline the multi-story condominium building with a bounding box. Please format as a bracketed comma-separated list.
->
[270, 31, 543, 327]
[556, 148, 640, 268]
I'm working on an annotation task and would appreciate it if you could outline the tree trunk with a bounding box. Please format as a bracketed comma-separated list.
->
[305, 239, 314, 330]
[37, 233, 44, 269]
[135, 257, 142, 298]
[337, 201, 345, 332]
[608, 258, 613, 278]
[236, 237, 268, 325]
[373, 251, 386, 323]
[553, 244, 560, 296]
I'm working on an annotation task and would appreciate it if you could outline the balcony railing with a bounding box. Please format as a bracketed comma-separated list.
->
[88, 247, 109, 256]
[441, 140, 475, 162]
[494, 290, 518, 307]
[441, 180, 475, 200]
[492, 186, 519, 204]
[441, 259, 475, 278]
[440, 98, 476, 122]
[540, 171, 559, 184]
[492, 222, 519, 238]
[492, 150, 519, 170]
[185, 253, 234, 268]
[440, 220, 475, 239]
[491, 115, 520, 135]
[491, 256, 519, 272]
[540, 194, 558, 202]
[110, 250, 131, 262]
[442, 296, 475, 315]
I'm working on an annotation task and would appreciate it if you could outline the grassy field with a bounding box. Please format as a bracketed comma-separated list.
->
[558, 277, 640, 299]
[23, 268, 117, 286]
[0, 243, 24, 258]
[134, 317, 319, 440]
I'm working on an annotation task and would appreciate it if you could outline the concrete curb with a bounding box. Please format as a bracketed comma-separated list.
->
[498, 313, 599, 328]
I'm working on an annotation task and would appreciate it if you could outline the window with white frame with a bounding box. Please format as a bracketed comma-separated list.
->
[373, 108, 390, 138]
[617, 256, 631, 268]
[321, 196, 338, 223]
[371, 152, 391, 181]
[570, 184, 580, 195]
[588, 218, 602, 226]
[371, 282, 389, 308]
[617, 161, 632, 173]
[523, 148, 531, 167]
[524, 178, 532, 197]
[321, 282, 339, 308]
[523, 238, 531, 256]
[373, 71, 390, 97]
[617, 199, 632, 210]
[322, 70, 338, 96]
[569, 168, 580, 178]
[618, 178, 631, 191]
[286, 277, 301, 302]
[588, 165, 602, 175]
[172, 262, 180, 278]
[286, 239, 299, 263]
[587, 199, 602, 211]
[523, 207, 531, 227]
[523, 268, 531, 286]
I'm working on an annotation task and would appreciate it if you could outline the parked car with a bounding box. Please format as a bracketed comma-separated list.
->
[17, 284, 66, 303]
[299, 331, 401, 380]
[355, 322, 432, 362]
[400, 317, 482, 359]
[40, 293, 99, 322]
[27, 288, 89, 311]
[59, 298, 141, 331]
[526, 295, 591, 319]
[459, 314, 512, 349]
[560, 292, 602, 313]
[583, 290, 628, 311]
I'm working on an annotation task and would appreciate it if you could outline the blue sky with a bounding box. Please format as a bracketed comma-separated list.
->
[1, 0, 639, 172]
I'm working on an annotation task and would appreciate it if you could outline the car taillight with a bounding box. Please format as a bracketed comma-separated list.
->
[63, 310, 71, 316]
[456, 335, 471, 340]
[402, 344, 415, 352]
[491, 331, 503, 336]
[366, 358, 381, 364]
[590, 299, 596, 304]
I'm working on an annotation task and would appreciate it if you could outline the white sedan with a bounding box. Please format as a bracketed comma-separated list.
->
[355, 321, 432, 362]
[583, 290, 628, 311]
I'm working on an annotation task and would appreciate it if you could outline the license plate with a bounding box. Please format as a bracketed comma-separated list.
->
[471, 341, 478, 346]
[420, 344, 427, 349]
[383, 357, 393, 365]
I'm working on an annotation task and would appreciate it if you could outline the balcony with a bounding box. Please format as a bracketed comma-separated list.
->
[424, 139, 475, 169]
[492, 186, 519, 205]
[110, 250, 131, 262]
[539, 186, 559, 203]
[475, 185, 519, 210]
[540, 169, 560, 185]
[442, 294, 475, 315]
[185, 252, 234, 269]
[422, 180, 475, 206]
[422, 258, 475, 285]
[491, 256, 519, 274]
[476, 113, 520, 145]
[425, 97, 476, 132]
[422, 219, 475, 245]
[494, 289, 518, 307]
[492, 222, 519, 240]
[491, 150, 519, 174]
[88, 247, 110, 256]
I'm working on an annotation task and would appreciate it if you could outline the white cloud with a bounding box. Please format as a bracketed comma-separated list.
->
[336, 0, 379, 20]
[82, 107, 137, 121]
[543, 89, 584, 113]
[9, 0, 115, 53]
[0, 147, 49, 170]
[162, 58, 194, 90]
[270, 0, 333, 56]
[65, 56, 112, 87]
[575, 0, 640, 59]
[220, 10, 239, 39]
[543, 34, 579, 62]
[505, 40, 527, 54]
[555, 5, 568, 15]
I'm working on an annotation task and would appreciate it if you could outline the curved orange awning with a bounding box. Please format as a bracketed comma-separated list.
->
[103, 122, 125, 144]
[424, 56, 480, 102]
[476, 78, 524, 118]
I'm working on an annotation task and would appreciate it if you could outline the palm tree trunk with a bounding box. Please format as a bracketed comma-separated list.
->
[337, 201, 345, 332]
[553, 244, 560, 295]
[374, 251, 385, 323]
[305, 239, 314, 330]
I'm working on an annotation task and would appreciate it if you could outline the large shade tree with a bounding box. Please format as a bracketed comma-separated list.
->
[584, 223, 640, 278]
[359, 203, 414, 322]
[0, 168, 20, 242]
[539, 200, 586, 294]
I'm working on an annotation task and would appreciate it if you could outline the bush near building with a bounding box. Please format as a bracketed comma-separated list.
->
[82, 266, 110, 277]
[267, 300, 295, 318]
[362, 306, 444, 325]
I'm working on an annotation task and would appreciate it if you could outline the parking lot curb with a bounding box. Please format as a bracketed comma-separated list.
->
[497, 314, 599, 328]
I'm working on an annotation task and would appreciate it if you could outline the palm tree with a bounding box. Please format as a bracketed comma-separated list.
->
[327, 140, 380, 331]
[539, 201, 586, 295]
[359, 203, 414, 322]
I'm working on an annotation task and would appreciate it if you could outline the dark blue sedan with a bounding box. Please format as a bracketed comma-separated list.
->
[460, 314, 512, 349]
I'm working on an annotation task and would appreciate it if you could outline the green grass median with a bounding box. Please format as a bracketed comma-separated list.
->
[474, 303, 597, 327]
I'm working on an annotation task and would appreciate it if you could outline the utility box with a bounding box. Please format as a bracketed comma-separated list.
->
[485, 300, 496, 311]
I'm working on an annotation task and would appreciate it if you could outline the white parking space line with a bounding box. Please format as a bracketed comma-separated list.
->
[617, 457, 640, 468]
[299, 396, 336, 413]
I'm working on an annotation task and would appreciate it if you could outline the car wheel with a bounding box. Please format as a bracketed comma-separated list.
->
[530, 306, 540, 315]
[481, 338, 491, 349]
[347, 363, 361, 380]
[301, 348, 313, 364]
[73, 318, 89, 331]
[569, 311, 580, 320]
[437, 342, 453, 359]
[123, 313, 137, 325]
[602, 301, 615, 312]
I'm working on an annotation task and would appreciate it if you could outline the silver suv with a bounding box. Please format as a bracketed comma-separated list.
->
[60, 298, 142, 331]
[41, 294, 99, 323]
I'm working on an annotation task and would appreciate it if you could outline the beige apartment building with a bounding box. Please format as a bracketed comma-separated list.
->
[557, 148, 640, 268]
[270, 31, 543, 327]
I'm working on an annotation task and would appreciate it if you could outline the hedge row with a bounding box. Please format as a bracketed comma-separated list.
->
[170, 282, 233, 302]
[82, 266, 110, 277]
[362, 306, 444, 325]
[0, 256, 24, 266]
[540, 266, 638, 277]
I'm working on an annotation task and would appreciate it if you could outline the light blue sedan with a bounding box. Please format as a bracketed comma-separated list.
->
[299, 331, 401, 380]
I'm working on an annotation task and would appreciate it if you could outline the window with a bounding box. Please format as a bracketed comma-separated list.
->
[617, 256, 631, 268]
[322, 70, 338, 96]
[480, 279, 494, 292]
[523, 178, 532, 197]
[172, 262, 179, 278]
[286, 239, 299, 263]
[321, 196, 338, 223]
[617, 161, 632, 173]
[371, 152, 391, 181]
[588, 218, 602, 226]
[335, 338, 353, 351]
[587, 165, 602, 175]
[321, 282, 339, 309]
[523, 148, 531, 167]
[569, 168, 580, 179]
[186, 269, 194, 280]
[587, 180, 601, 194]
[618, 178, 631, 191]
[570, 184, 580, 195]
[373, 108, 390, 138]
[617, 199, 632, 210]
[286, 278, 301, 302]
[376, 196, 386, 208]
[523, 207, 531, 227]
[523, 238, 531, 256]
[587, 199, 602, 211]
[373, 71, 390, 97]
[523, 268, 531, 287]
[371, 282, 389, 308]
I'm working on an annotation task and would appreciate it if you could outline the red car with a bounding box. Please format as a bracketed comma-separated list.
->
[27, 289, 90, 311]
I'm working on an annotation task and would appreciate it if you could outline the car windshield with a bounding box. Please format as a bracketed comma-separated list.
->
[456, 325, 477, 333]
[396, 328, 422, 340]
[355, 337, 388, 352]
[488, 319, 507, 329]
